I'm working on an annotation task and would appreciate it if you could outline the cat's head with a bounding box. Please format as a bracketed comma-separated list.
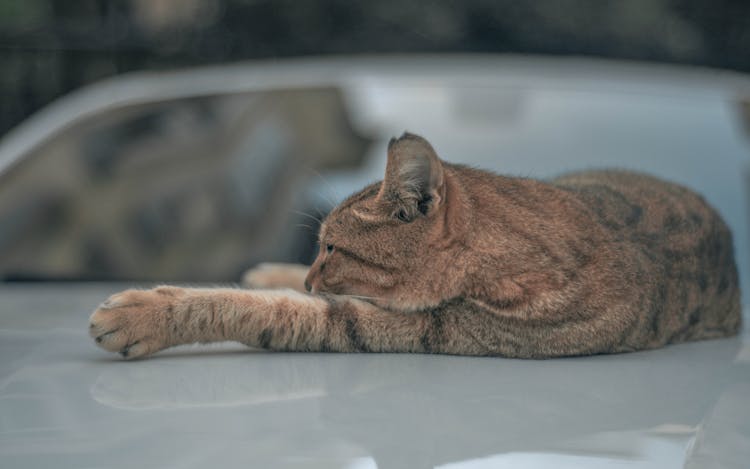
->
[304, 132, 458, 311]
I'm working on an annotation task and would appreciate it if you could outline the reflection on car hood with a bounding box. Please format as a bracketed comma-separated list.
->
[0, 284, 748, 468]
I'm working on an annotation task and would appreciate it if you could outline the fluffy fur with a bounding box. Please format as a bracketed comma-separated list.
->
[90, 133, 741, 359]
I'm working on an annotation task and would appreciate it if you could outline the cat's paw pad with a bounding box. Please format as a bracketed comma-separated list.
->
[89, 288, 180, 359]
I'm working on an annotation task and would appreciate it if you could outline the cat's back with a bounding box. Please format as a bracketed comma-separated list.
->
[553, 169, 741, 344]
[552, 169, 725, 246]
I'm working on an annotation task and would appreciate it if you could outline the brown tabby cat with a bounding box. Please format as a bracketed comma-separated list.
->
[89, 132, 741, 359]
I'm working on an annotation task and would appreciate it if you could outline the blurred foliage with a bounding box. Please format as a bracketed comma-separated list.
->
[1, 0, 750, 135]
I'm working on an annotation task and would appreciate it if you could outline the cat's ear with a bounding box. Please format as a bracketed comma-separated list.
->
[379, 132, 445, 222]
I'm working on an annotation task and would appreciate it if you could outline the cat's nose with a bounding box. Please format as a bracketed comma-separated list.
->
[304, 279, 312, 292]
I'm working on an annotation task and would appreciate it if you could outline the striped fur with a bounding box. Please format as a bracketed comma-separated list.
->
[90, 133, 741, 359]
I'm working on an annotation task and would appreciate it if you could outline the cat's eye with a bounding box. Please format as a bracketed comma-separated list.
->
[396, 209, 410, 222]
[326, 244, 334, 254]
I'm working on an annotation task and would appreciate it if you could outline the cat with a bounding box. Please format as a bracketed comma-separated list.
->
[89, 132, 742, 359]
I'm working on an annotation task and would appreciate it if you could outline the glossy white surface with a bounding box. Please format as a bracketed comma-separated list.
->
[1, 284, 748, 468]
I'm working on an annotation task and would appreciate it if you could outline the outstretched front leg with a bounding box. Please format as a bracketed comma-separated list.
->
[88, 286, 492, 359]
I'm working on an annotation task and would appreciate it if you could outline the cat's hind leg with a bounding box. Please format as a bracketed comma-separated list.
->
[242, 263, 309, 293]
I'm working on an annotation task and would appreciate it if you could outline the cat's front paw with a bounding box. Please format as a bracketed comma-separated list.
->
[242, 263, 309, 292]
[89, 286, 185, 359]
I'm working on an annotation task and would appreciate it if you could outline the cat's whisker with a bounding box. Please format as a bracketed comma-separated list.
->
[313, 204, 329, 220]
[308, 168, 342, 208]
[293, 223, 315, 233]
[289, 210, 322, 225]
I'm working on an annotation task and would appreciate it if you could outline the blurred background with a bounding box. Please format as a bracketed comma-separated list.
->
[0, 0, 749, 297]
